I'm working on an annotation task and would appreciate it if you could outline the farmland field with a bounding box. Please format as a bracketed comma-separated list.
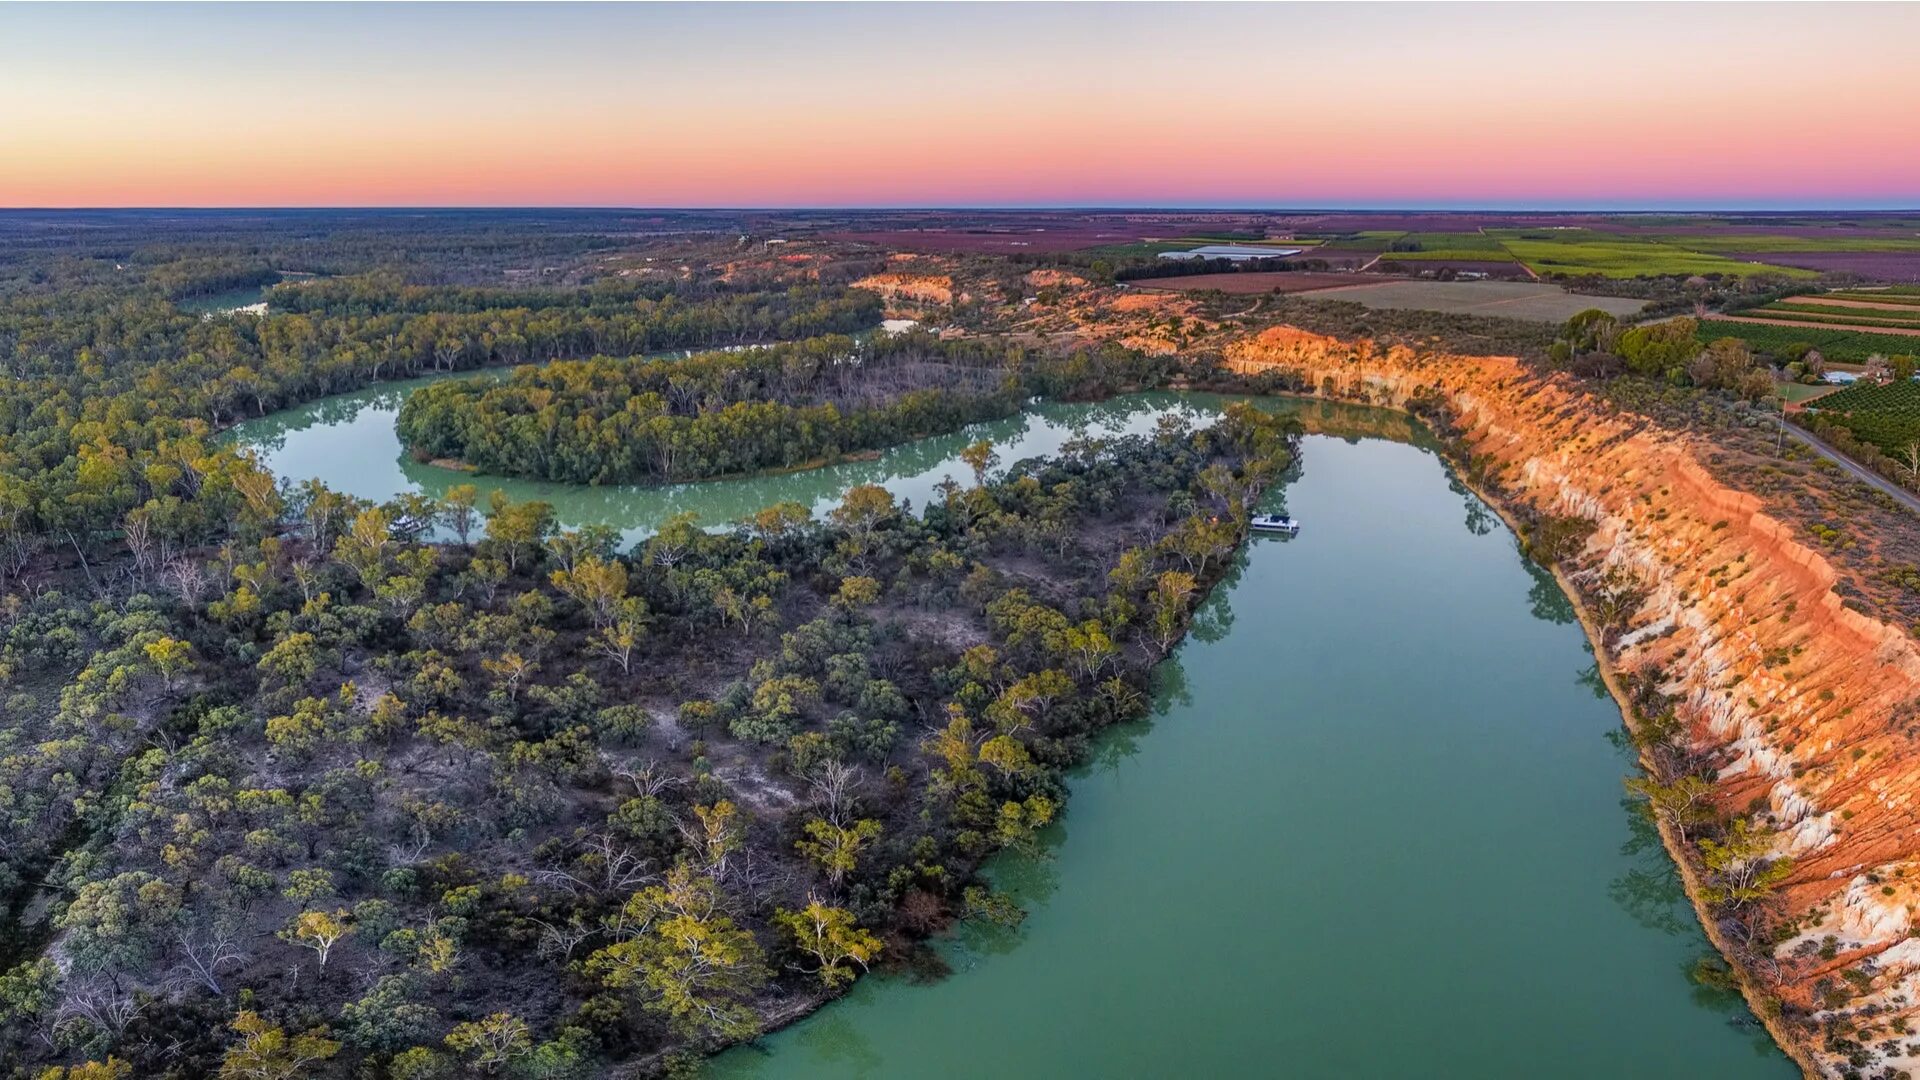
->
[1748, 302, 1920, 329]
[1711, 291, 1920, 337]
[1825, 289, 1920, 306]
[1654, 234, 1920, 254]
[1707, 314, 1920, 339]
[1130, 272, 1363, 295]
[1374, 249, 1519, 262]
[1698, 319, 1920, 362]
[1490, 230, 1813, 279]
[1301, 279, 1644, 321]
[1728, 252, 1920, 281]
[1287, 250, 1382, 270]
[1319, 230, 1405, 251]
[1370, 258, 1531, 278]
[1806, 380, 1920, 456]
[1372, 232, 1512, 261]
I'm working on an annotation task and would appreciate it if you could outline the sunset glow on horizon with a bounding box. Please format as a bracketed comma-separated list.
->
[5, 1, 1919, 209]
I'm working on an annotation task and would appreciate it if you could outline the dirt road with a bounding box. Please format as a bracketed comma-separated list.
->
[1783, 419, 1920, 516]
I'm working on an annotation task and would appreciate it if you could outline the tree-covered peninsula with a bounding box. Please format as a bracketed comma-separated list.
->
[394, 334, 1177, 485]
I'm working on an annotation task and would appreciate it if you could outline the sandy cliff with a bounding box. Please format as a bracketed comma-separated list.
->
[1228, 326, 1920, 1077]
[851, 271, 955, 306]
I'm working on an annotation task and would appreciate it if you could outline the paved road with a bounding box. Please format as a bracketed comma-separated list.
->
[1783, 419, 1920, 516]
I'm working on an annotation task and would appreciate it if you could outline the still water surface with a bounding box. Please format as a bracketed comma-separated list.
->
[229, 386, 1789, 1078]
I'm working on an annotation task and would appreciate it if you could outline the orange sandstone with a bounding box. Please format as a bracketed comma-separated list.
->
[1228, 326, 1920, 1078]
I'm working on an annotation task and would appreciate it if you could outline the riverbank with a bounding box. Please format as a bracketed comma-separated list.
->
[1463, 466, 1822, 1079]
[711, 398, 1786, 1078]
[1380, 414, 1815, 1074]
[1226, 324, 1920, 1078]
[223, 351, 1812, 1073]
[1210, 342, 1813, 1071]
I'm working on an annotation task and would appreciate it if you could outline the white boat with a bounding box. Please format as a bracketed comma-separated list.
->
[1250, 513, 1300, 535]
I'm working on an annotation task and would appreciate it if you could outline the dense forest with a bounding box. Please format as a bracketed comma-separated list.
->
[395, 334, 1177, 485]
[0, 272, 878, 578]
[0, 211, 1306, 1078]
[1, 403, 1296, 1076]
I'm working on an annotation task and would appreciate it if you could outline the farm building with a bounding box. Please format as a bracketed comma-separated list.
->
[1158, 244, 1304, 261]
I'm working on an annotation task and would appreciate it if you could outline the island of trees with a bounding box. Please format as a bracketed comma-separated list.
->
[395, 333, 1174, 485]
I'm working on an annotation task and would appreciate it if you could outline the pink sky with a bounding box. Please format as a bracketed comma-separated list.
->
[3, 2, 1917, 208]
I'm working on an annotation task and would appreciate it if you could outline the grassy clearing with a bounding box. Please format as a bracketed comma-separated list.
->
[1777, 380, 1844, 405]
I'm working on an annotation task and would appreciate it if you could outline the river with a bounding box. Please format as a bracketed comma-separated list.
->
[227, 386, 1789, 1078]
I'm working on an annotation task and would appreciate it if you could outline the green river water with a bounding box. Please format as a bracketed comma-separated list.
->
[228, 385, 1790, 1078]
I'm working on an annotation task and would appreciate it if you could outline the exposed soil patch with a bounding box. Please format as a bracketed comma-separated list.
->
[852, 272, 955, 306]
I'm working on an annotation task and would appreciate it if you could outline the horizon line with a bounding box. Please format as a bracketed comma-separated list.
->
[4, 204, 1920, 215]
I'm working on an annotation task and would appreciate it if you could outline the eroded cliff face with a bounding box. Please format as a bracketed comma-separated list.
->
[1227, 326, 1920, 1077]
[851, 270, 956, 306]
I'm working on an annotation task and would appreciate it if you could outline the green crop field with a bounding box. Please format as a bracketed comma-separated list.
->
[1319, 230, 1406, 251]
[1395, 232, 1506, 251]
[1699, 320, 1920, 363]
[1489, 231, 1813, 279]
[1371, 232, 1518, 262]
[1752, 302, 1920, 329]
[1807, 380, 1920, 456]
[1652, 234, 1920, 255]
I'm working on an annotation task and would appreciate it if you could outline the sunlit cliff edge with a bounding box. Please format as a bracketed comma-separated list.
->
[1228, 326, 1920, 1078]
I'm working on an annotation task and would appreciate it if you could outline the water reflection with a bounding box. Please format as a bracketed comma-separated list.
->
[232, 383, 1411, 553]
[1450, 476, 1497, 537]
[236, 387, 1247, 548]
[787, 1013, 884, 1077]
[1525, 563, 1579, 626]
[1609, 796, 1695, 936]
[1607, 796, 1788, 1059]
[1188, 556, 1244, 646]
